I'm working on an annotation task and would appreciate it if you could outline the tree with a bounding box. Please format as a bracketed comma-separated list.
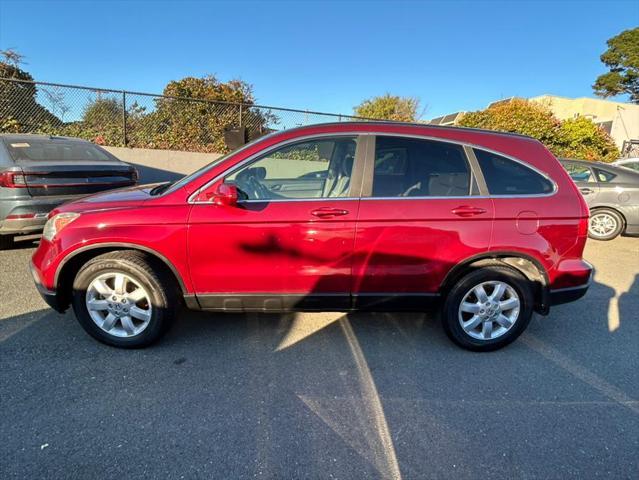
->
[459, 99, 560, 145]
[555, 116, 619, 162]
[135, 75, 274, 152]
[0, 49, 61, 132]
[458, 99, 619, 162]
[354, 94, 422, 121]
[592, 27, 639, 103]
[82, 97, 123, 128]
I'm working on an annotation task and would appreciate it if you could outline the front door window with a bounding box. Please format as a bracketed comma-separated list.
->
[226, 137, 357, 200]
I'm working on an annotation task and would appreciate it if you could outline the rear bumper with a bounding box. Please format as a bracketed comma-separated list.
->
[0, 194, 83, 235]
[548, 269, 593, 306]
[0, 214, 48, 234]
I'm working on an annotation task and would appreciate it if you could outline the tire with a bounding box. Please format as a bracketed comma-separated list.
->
[0, 234, 14, 250]
[442, 265, 534, 352]
[71, 250, 179, 348]
[588, 208, 624, 241]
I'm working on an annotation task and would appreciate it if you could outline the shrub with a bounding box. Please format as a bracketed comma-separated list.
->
[459, 99, 618, 162]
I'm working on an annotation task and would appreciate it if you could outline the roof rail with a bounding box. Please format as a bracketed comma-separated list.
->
[281, 120, 536, 141]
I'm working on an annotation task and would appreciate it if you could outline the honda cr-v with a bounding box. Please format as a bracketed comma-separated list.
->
[31, 122, 593, 351]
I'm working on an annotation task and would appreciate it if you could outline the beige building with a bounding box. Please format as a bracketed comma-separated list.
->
[430, 95, 639, 154]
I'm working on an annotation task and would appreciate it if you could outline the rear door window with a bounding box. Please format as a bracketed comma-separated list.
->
[371, 136, 471, 197]
[474, 149, 554, 195]
[563, 162, 595, 183]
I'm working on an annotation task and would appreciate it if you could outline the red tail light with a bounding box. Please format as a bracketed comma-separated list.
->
[0, 170, 27, 188]
[5, 213, 36, 220]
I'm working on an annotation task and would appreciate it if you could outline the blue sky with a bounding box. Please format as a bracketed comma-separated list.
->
[0, 0, 636, 118]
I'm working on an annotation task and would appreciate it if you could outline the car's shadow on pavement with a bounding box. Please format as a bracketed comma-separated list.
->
[1, 276, 637, 479]
[619, 274, 638, 328]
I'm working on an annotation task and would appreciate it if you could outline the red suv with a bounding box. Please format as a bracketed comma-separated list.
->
[31, 122, 593, 351]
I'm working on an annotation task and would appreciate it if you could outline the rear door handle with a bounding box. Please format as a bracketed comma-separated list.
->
[579, 187, 593, 194]
[311, 207, 349, 218]
[451, 206, 487, 217]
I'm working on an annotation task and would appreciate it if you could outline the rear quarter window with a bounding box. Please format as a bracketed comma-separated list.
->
[593, 168, 616, 183]
[474, 149, 554, 195]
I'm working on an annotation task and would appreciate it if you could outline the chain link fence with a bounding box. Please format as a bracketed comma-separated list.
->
[0, 77, 369, 154]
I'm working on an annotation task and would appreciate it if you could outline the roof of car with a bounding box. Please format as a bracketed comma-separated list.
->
[279, 121, 537, 141]
[0, 133, 93, 144]
[559, 158, 615, 167]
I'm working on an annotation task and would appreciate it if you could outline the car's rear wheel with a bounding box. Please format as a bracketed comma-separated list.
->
[588, 208, 623, 241]
[0, 234, 14, 250]
[71, 250, 179, 348]
[442, 266, 533, 351]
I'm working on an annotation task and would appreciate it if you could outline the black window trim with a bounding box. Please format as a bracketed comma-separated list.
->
[188, 131, 558, 204]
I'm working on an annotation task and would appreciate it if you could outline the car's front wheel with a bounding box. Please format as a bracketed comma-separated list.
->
[72, 250, 178, 348]
[588, 208, 623, 241]
[442, 266, 533, 351]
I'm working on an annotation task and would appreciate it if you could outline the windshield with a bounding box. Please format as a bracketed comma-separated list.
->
[162, 134, 276, 195]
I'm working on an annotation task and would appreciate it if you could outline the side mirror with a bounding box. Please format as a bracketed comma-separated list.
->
[195, 182, 238, 206]
[212, 182, 238, 206]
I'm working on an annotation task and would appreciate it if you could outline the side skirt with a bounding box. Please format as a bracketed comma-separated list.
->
[353, 293, 440, 311]
[190, 293, 441, 313]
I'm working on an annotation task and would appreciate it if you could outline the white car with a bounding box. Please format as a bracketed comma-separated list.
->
[613, 158, 639, 172]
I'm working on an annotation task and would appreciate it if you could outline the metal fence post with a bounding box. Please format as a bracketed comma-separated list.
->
[122, 91, 128, 147]
[238, 104, 243, 128]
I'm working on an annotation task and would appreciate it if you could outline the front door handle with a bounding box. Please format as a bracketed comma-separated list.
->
[451, 206, 487, 217]
[579, 187, 593, 195]
[311, 207, 349, 218]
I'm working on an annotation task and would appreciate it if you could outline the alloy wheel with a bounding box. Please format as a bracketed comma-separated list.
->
[458, 281, 521, 340]
[85, 272, 153, 338]
[589, 213, 618, 238]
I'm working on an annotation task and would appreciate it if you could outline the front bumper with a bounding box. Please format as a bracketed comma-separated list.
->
[548, 269, 593, 306]
[30, 261, 65, 312]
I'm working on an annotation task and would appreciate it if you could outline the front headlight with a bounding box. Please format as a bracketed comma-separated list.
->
[42, 212, 80, 241]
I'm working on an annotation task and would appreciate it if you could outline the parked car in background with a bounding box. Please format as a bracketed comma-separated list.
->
[613, 157, 639, 172]
[560, 158, 639, 240]
[31, 122, 593, 352]
[0, 134, 138, 249]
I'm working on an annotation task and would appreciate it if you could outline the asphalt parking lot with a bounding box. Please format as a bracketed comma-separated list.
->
[1, 236, 637, 479]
